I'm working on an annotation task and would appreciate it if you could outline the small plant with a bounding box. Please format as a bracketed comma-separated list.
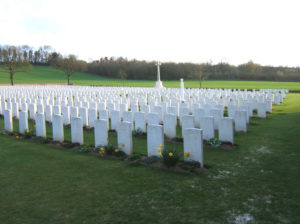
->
[24, 129, 33, 139]
[104, 144, 115, 155]
[128, 154, 141, 162]
[207, 138, 222, 148]
[132, 128, 144, 137]
[113, 148, 126, 158]
[63, 142, 80, 149]
[98, 147, 105, 155]
[162, 148, 181, 167]
[79, 145, 91, 153]
[180, 161, 201, 172]
[144, 156, 160, 164]
[0, 129, 6, 135]
[36, 137, 50, 144]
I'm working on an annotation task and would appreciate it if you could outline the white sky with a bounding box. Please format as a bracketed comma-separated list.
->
[0, 0, 299, 66]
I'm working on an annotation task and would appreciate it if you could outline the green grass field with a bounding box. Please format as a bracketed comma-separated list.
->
[0, 94, 299, 223]
[1, 65, 300, 90]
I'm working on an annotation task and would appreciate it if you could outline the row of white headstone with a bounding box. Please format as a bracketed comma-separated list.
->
[0, 87, 287, 144]
[0, 85, 287, 168]
[2, 110, 204, 167]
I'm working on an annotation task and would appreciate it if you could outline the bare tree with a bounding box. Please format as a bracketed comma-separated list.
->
[51, 55, 87, 85]
[118, 69, 127, 86]
[0, 46, 32, 85]
[194, 69, 208, 88]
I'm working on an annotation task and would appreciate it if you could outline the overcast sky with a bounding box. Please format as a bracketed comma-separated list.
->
[0, 0, 299, 66]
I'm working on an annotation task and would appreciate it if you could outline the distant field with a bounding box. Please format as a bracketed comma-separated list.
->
[1, 65, 300, 90]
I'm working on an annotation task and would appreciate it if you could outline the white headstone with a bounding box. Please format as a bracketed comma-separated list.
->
[194, 108, 205, 128]
[94, 119, 108, 147]
[4, 109, 13, 132]
[61, 106, 70, 125]
[199, 116, 215, 140]
[234, 111, 247, 133]
[12, 102, 19, 118]
[134, 112, 146, 132]
[36, 113, 46, 137]
[29, 104, 37, 120]
[147, 113, 159, 126]
[163, 113, 177, 139]
[110, 110, 120, 130]
[79, 107, 88, 127]
[117, 121, 133, 155]
[45, 105, 53, 122]
[183, 128, 204, 167]
[88, 108, 97, 128]
[123, 111, 134, 129]
[181, 115, 195, 136]
[147, 124, 164, 157]
[71, 117, 84, 144]
[52, 115, 64, 142]
[19, 111, 28, 134]
[210, 109, 223, 130]
[219, 117, 234, 144]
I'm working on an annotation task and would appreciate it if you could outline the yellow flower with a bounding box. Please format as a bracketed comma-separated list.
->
[115, 149, 119, 153]
[99, 151, 105, 155]
[100, 147, 105, 152]
[121, 143, 125, 147]
[169, 152, 173, 157]
[157, 147, 161, 152]
[26, 129, 30, 133]
[158, 152, 162, 157]
[184, 152, 190, 157]
[16, 136, 19, 139]
[159, 144, 162, 148]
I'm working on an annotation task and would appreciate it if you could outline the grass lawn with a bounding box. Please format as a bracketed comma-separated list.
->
[0, 94, 299, 223]
[1, 65, 300, 90]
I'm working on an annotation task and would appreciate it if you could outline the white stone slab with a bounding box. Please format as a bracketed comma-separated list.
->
[4, 109, 13, 132]
[94, 119, 108, 147]
[79, 107, 88, 127]
[134, 112, 146, 132]
[45, 105, 53, 122]
[110, 110, 120, 130]
[181, 115, 195, 136]
[147, 113, 159, 126]
[71, 117, 84, 144]
[61, 106, 70, 125]
[19, 111, 28, 134]
[183, 128, 203, 167]
[210, 109, 223, 130]
[117, 121, 132, 155]
[12, 102, 19, 118]
[234, 110, 247, 133]
[199, 116, 215, 140]
[163, 113, 177, 139]
[219, 117, 234, 144]
[147, 124, 164, 157]
[52, 115, 64, 142]
[194, 108, 205, 128]
[88, 108, 97, 128]
[36, 113, 46, 137]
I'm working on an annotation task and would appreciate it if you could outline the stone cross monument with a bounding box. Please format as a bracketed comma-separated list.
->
[155, 61, 164, 88]
[180, 78, 185, 102]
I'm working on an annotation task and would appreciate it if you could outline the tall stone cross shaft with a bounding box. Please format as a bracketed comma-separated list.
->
[156, 61, 161, 81]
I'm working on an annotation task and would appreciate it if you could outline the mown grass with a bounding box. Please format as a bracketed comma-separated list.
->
[0, 94, 299, 223]
[1, 65, 300, 90]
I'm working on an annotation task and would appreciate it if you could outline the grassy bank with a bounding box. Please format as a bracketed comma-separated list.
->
[0, 94, 299, 223]
[1, 66, 300, 90]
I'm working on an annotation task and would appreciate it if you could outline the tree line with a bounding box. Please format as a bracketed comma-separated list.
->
[1, 44, 300, 86]
[88, 57, 300, 82]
